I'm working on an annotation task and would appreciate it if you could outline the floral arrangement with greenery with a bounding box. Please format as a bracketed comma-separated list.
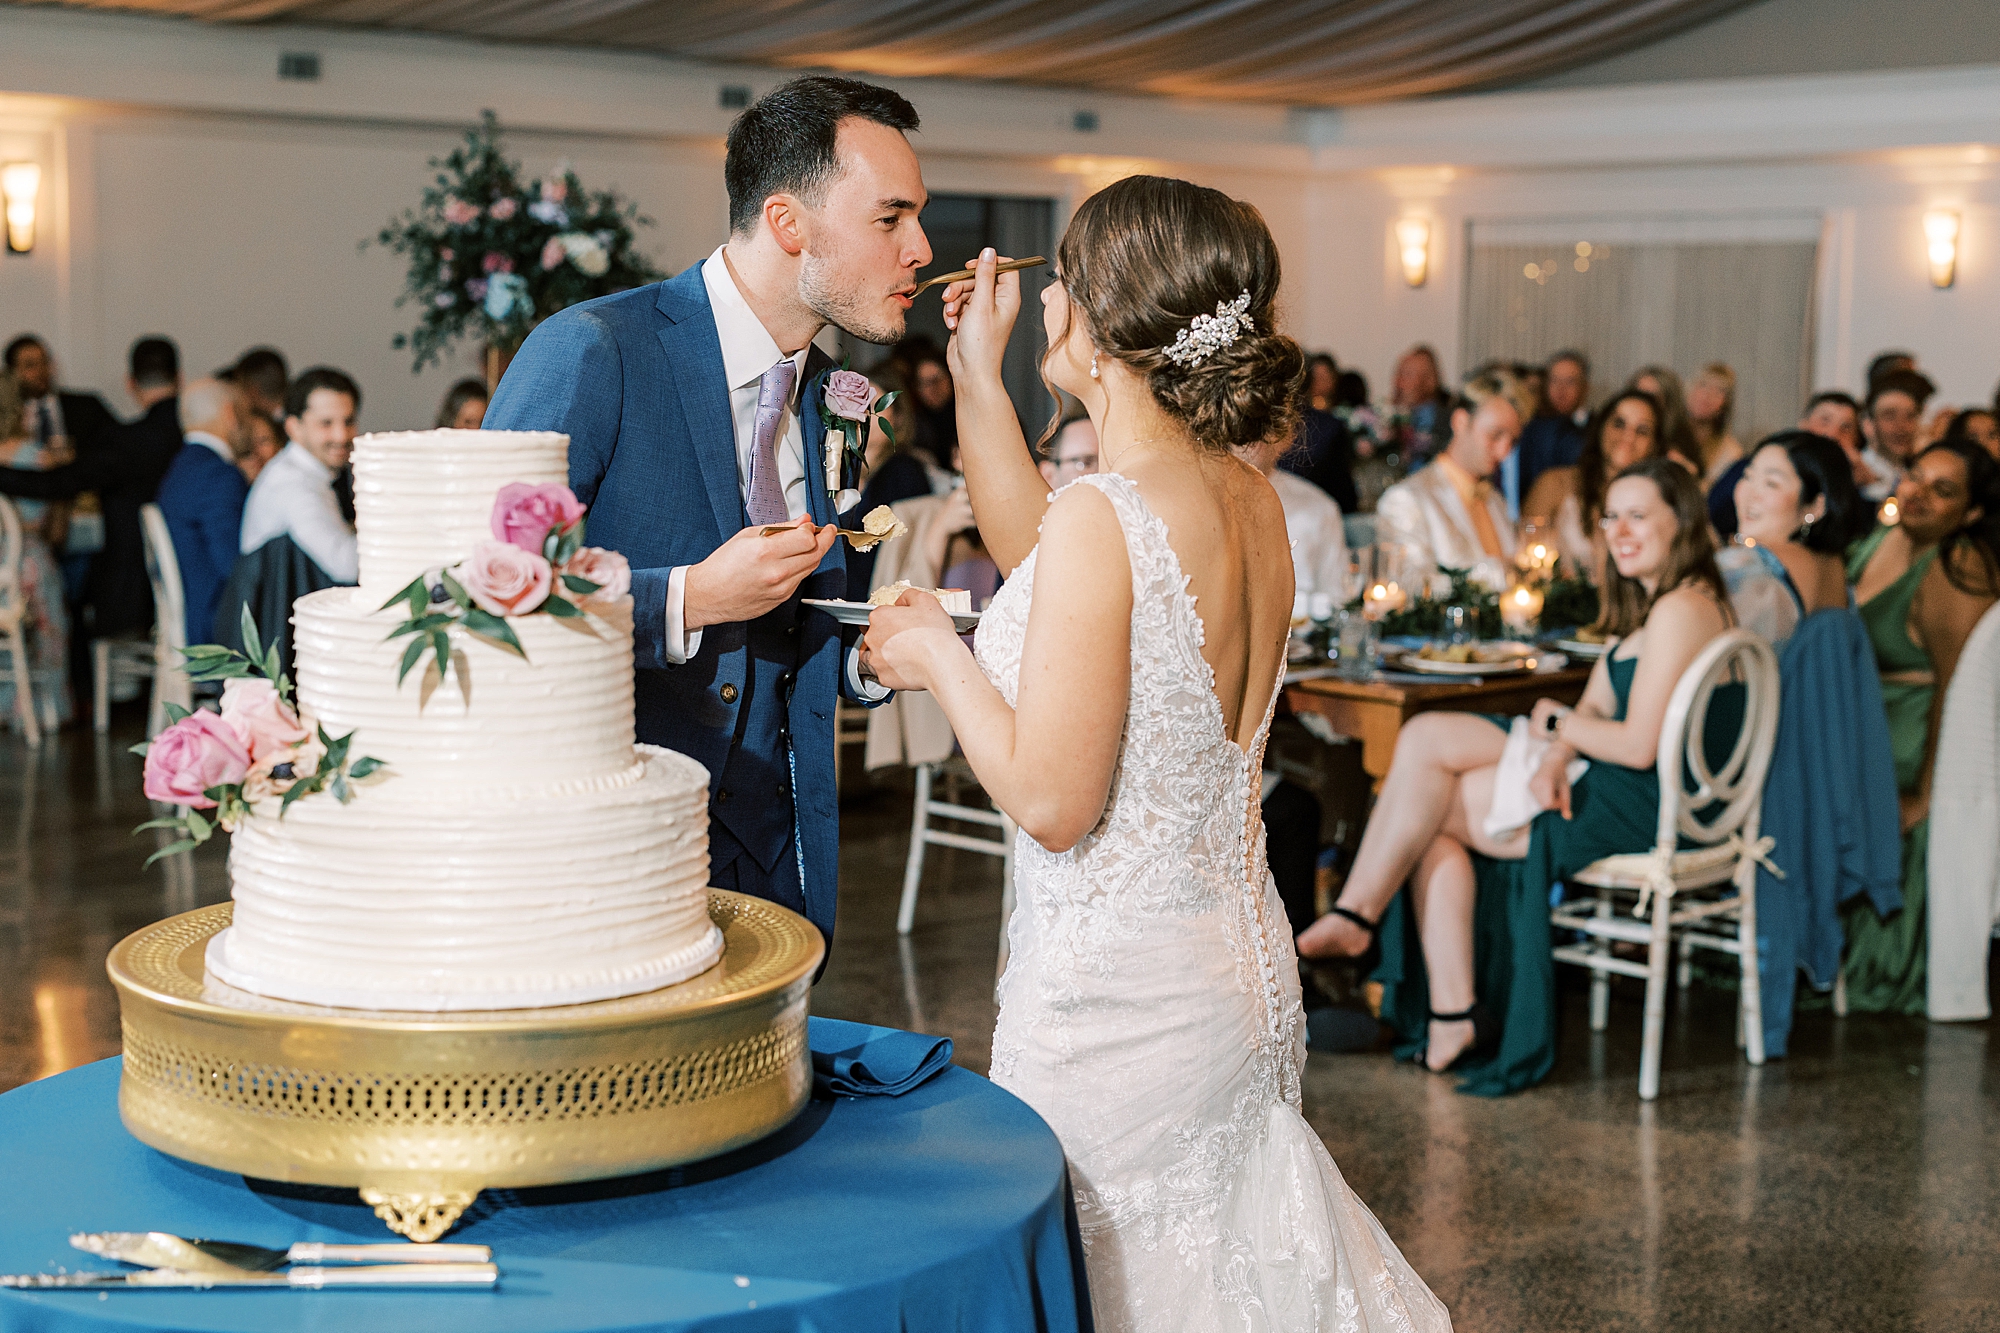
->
[132, 612, 385, 865]
[380, 482, 630, 690]
[369, 111, 665, 371]
[1350, 565, 1502, 639]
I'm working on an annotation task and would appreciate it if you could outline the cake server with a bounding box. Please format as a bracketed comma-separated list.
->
[2, 1263, 498, 1289]
[72, 1232, 491, 1273]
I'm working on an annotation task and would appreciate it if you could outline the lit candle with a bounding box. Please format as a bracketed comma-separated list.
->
[1363, 580, 1406, 620]
[1880, 497, 1901, 526]
[1502, 583, 1544, 634]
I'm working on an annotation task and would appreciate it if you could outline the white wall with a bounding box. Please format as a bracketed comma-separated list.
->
[0, 7, 1994, 431]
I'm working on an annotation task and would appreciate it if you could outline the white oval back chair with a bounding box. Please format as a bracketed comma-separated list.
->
[1550, 628, 1782, 1100]
[93, 503, 191, 736]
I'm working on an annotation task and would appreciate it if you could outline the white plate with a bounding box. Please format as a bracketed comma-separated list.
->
[803, 598, 982, 633]
[1394, 642, 1540, 675]
[1552, 638, 1610, 658]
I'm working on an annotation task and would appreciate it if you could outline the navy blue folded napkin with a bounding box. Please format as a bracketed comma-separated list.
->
[808, 1017, 954, 1098]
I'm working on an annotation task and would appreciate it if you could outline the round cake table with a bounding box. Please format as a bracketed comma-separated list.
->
[0, 1021, 1093, 1333]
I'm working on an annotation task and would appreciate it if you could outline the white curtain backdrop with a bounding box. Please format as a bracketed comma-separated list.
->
[26, 0, 1763, 104]
[1462, 214, 1821, 442]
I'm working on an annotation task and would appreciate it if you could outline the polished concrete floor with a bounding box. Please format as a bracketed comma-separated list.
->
[4, 712, 1998, 1331]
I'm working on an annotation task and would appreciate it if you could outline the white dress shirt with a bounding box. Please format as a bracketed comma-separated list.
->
[24, 394, 66, 444]
[666, 246, 883, 698]
[1269, 468, 1349, 605]
[239, 441, 358, 583]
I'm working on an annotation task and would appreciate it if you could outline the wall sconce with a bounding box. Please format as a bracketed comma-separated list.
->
[2, 162, 40, 254]
[1924, 209, 1959, 289]
[1396, 217, 1430, 288]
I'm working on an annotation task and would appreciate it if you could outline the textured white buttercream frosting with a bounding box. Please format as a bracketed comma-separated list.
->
[213, 428, 723, 1011]
[352, 428, 569, 597]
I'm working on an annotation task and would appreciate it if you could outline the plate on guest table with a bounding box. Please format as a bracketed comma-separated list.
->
[803, 599, 983, 633]
[1551, 637, 1611, 659]
[1392, 641, 1541, 675]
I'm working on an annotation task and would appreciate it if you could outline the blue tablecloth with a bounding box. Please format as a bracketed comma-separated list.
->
[0, 1020, 1093, 1333]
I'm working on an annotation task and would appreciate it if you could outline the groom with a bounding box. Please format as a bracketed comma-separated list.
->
[486, 76, 932, 951]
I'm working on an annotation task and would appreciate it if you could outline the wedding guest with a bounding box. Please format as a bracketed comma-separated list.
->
[3, 334, 116, 456]
[1280, 394, 1358, 514]
[227, 346, 288, 425]
[0, 370, 72, 727]
[1299, 460, 1736, 1092]
[1512, 349, 1590, 509]
[240, 411, 282, 483]
[1866, 349, 1918, 394]
[1688, 362, 1746, 488]
[239, 366, 359, 584]
[0, 336, 183, 646]
[1940, 406, 2000, 459]
[1388, 344, 1452, 460]
[1237, 430, 1348, 605]
[1860, 369, 1935, 498]
[1374, 368, 1527, 591]
[1036, 415, 1098, 489]
[1716, 431, 1863, 646]
[1842, 440, 2000, 1014]
[154, 378, 251, 645]
[1304, 353, 1338, 412]
[435, 377, 489, 430]
[1628, 365, 1699, 472]
[908, 348, 957, 466]
[1521, 388, 1660, 584]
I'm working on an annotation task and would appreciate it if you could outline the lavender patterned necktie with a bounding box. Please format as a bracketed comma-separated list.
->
[744, 357, 798, 527]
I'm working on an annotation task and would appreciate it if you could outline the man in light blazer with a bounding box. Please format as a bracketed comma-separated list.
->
[486, 77, 931, 952]
[1374, 368, 1530, 593]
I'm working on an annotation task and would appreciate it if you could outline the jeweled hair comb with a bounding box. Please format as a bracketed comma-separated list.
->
[1163, 291, 1255, 368]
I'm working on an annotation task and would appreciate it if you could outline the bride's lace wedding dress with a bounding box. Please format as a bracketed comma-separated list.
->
[977, 473, 1452, 1332]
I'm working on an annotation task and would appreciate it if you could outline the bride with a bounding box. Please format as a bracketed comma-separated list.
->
[861, 176, 1451, 1332]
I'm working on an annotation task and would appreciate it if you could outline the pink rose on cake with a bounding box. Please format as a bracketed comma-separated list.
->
[219, 678, 311, 765]
[491, 482, 585, 554]
[142, 710, 251, 808]
[823, 369, 875, 423]
[563, 546, 631, 602]
[460, 540, 552, 616]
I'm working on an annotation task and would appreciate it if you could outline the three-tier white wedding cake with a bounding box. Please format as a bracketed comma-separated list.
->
[203, 429, 724, 1011]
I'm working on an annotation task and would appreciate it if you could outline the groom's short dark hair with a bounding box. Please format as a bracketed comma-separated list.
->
[726, 76, 920, 235]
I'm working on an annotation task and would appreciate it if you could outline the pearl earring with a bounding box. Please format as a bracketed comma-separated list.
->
[1090, 352, 1100, 379]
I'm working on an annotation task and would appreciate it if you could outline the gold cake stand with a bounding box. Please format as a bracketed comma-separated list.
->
[106, 891, 822, 1241]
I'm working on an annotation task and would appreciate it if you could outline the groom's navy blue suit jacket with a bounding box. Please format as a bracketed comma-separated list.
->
[485, 265, 866, 948]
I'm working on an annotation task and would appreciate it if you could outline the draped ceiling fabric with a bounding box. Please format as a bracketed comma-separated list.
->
[27, 0, 1764, 104]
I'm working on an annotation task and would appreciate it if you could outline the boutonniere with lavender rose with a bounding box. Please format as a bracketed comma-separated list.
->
[128, 610, 387, 865]
[813, 366, 900, 513]
[379, 481, 631, 692]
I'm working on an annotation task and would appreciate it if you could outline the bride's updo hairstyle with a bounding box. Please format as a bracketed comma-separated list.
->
[1049, 175, 1303, 453]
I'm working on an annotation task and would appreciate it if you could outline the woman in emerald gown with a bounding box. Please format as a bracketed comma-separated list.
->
[1299, 461, 1735, 1090]
[1841, 441, 2000, 1013]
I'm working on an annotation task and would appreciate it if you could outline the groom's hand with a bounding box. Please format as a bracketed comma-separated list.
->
[684, 517, 836, 631]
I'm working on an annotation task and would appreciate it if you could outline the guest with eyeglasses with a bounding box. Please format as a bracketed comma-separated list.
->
[1521, 388, 1661, 585]
[1841, 440, 2000, 1015]
[1037, 415, 1099, 488]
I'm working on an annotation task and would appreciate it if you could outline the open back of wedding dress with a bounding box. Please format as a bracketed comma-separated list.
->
[976, 473, 1452, 1333]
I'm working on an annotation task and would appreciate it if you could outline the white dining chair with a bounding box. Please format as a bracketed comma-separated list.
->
[898, 756, 1019, 984]
[93, 503, 190, 737]
[1549, 629, 1782, 1100]
[0, 494, 44, 745]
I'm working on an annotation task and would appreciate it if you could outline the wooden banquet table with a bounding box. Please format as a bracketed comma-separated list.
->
[1285, 663, 1594, 787]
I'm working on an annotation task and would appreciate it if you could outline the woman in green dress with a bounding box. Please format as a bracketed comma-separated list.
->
[1300, 460, 1735, 1086]
[1841, 441, 2000, 1013]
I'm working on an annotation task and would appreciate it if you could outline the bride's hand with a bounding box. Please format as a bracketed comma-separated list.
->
[943, 248, 1020, 389]
[861, 590, 964, 693]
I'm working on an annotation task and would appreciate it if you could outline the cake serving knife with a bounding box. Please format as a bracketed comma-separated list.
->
[72, 1231, 491, 1273]
[1, 1263, 498, 1289]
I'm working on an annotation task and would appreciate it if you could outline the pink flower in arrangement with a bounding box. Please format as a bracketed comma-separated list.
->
[442, 197, 480, 226]
[823, 369, 875, 423]
[489, 196, 518, 221]
[142, 711, 251, 808]
[466, 278, 489, 300]
[563, 547, 631, 602]
[540, 237, 567, 271]
[491, 481, 584, 554]
[541, 176, 568, 204]
[218, 678, 311, 766]
[482, 252, 513, 275]
[459, 541, 552, 617]
[439, 247, 455, 262]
